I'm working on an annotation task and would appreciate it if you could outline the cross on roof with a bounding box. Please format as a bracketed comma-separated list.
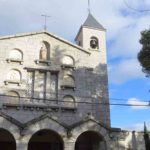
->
[41, 14, 51, 31]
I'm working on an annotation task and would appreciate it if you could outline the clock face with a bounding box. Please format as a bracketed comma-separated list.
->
[90, 37, 98, 49]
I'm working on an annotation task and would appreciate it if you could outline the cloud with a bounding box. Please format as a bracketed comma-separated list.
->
[109, 58, 144, 84]
[108, 15, 150, 60]
[124, 0, 150, 11]
[127, 98, 149, 110]
[0, 0, 149, 84]
[122, 121, 150, 131]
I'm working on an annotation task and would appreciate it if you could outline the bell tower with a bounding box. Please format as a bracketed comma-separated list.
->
[75, 13, 110, 126]
[75, 13, 107, 67]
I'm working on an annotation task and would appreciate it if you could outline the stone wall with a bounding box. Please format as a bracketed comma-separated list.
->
[0, 31, 110, 127]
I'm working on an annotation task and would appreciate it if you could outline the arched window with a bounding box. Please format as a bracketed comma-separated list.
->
[63, 95, 75, 108]
[6, 91, 20, 104]
[9, 49, 23, 60]
[7, 69, 21, 81]
[61, 55, 75, 66]
[62, 75, 75, 89]
[39, 41, 50, 60]
[90, 37, 99, 49]
[6, 91, 20, 97]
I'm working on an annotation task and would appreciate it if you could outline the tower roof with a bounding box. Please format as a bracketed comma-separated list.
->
[83, 13, 105, 30]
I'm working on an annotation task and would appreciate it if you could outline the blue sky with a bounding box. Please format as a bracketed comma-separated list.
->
[0, 0, 150, 131]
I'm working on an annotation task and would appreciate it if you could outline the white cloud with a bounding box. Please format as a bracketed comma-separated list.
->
[0, 0, 149, 84]
[109, 58, 144, 84]
[127, 98, 149, 110]
[108, 15, 150, 59]
[122, 121, 150, 131]
[125, 0, 150, 11]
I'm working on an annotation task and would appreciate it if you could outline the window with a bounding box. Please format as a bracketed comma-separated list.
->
[5, 91, 20, 104]
[63, 95, 75, 108]
[9, 49, 23, 60]
[61, 75, 75, 89]
[7, 49, 23, 64]
[5, 69, 22, 85]
[7, 69, 21, 81]
[50, 72, 58, 99]
[61, 55, 75, 69]
[62, 56, 74, 66]
[26, 71, 35, 98]
[78, 41, 81, 46]
[25, 70, 58, 101]
[90, 37, 99, 49]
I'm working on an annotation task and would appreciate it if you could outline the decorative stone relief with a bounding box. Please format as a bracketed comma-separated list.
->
[5, 91, 20, 104]
[62, 56, 74, 66]
[39, 41, 50, 60]
[63, 95, 75, 108]
[40, 46, 47, 60]
[9, 49, 23, 60]
[61, 75, 75, 90]
[7, 70, 21, 81]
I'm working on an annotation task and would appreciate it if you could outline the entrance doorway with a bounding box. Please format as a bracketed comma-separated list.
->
[75, 131, 106, 150]
[0, 128, 16, 150]
[28, 129, 63, 150]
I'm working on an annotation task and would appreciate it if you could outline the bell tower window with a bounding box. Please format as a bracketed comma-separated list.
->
[90, 37, 99, 49]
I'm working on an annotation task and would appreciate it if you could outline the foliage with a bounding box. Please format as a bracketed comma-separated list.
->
[144, 122, 150, 150]
[138, 29, 150, 77]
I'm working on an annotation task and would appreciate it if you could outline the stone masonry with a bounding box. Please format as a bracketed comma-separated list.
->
[0, 13, 147, 150]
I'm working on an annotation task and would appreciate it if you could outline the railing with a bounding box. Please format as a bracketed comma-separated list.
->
[0, 94, 77, 111]
[0, 94, 109, 125]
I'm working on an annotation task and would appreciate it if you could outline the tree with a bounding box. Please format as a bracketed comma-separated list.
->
[144, 122, 150, 150]
[138, 29, 150, 77]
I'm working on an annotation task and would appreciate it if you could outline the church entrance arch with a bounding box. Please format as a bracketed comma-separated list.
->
[28, 129, 63, 150]
[0, 128, 16, 150]
[75, 131, 106, 150]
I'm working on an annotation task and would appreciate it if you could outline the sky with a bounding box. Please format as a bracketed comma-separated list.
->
[0, 0, 150, 131]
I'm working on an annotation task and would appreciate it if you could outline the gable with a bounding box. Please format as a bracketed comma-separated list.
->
[0, 31, 90, 55]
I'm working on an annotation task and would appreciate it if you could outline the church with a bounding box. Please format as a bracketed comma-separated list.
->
[0, 13, 146, 150]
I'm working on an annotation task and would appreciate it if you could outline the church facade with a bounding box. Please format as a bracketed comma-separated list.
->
[0, 13, 146, 150]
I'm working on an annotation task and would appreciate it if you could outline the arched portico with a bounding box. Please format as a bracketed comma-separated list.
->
[75, 131, 106, 150]
[0, 128, 16, 150]
[28, 129, 64, 150]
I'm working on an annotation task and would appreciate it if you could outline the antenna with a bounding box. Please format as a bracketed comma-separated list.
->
[41, 14, 51, 31]
[88, 0, 91, 14]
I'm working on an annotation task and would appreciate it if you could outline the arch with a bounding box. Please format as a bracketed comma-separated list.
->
[7, 69, 21, 81]
[0, 128, 16, 150]
[75, 131, 106, 150]
[6, 91, 20, 97]
[61, 55, 75, 66]
[63, 95, 76, 108]
[63, 75, 75, 88]
[5, 91, 20, 104]
[71, 119, 109, 143]
[90, 36, 99, 49]
[39, 41, 50, 60]
[9, 48, 23, 60]
[28, 129, 63, 150]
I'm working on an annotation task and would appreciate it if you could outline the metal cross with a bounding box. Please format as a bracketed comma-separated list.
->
[88, 0, 91, 14]
[41, 14, 51, 31]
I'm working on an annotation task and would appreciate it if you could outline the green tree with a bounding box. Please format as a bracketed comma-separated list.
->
[144, 122, 150, 150]
[138, 29, 150, 77]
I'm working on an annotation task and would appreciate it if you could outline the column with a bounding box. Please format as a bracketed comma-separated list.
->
[46, 71, 51, 102]
[64, 139, 75, 150]
[16, 140, 28, 150]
